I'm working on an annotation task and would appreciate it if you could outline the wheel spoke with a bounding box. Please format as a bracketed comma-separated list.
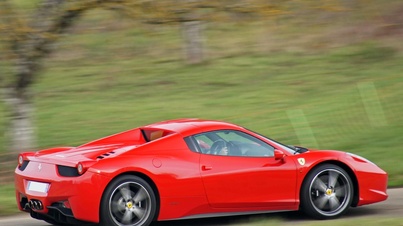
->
[313, 195, 328, 210]
[119, 185, 132, 201]
[121, 210, 133, 224]
[328, 171, 339, 188]
[313, 177, 327, 192]
[133, 188, 147, 203]
[133, 207, 146, 219]
[112, 200, 126, 213]
[335, 185, 346, 197]
[329, 196, 341, 210]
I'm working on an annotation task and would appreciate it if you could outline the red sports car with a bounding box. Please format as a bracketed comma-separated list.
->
[15, 119, 388, 226]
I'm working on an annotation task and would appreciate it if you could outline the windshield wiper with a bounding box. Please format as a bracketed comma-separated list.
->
[288, 145, 308, 154]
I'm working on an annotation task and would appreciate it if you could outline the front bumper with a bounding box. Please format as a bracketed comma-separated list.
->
[345, 153, 388, 206]
[355, 170, 388, 206]
[15, 161, 110, 223]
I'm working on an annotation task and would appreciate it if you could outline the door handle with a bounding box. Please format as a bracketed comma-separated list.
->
[202, 165, 213, 171]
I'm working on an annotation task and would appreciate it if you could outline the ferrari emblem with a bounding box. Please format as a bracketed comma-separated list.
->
[297, 158, 305, 166]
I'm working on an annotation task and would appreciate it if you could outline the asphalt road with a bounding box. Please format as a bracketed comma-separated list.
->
[1, 188, 401, 226]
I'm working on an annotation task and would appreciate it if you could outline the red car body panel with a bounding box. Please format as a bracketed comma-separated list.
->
[15, 119, 388, 224]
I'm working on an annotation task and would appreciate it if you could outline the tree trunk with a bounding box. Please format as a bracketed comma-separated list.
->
[181, 20, 204, 64]
[3, 88, 35, 154]
[1, 0, 86, 154]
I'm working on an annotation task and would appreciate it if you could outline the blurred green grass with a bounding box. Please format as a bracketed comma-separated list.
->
[23, 43, 403, 187]
[1, 11, 403, 185]
[0, 184, 17, 216]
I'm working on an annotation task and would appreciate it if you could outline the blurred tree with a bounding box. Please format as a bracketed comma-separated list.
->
[181, 0, 204, 65]
[0, 0, 118, 153]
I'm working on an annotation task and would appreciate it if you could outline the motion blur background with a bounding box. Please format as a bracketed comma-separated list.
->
[1, 0, 402, 216]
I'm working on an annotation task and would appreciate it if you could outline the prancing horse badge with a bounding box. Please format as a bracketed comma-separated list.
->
[297, 158, 305, 166]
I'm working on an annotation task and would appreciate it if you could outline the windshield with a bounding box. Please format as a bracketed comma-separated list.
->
[244, 128, 297, 154]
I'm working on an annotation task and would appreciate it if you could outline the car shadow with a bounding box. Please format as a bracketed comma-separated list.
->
[343, 206, 383, 218]
[151, 207, 384, 226]
[151, 211, 309, 226]
[75, 207, 384, 226]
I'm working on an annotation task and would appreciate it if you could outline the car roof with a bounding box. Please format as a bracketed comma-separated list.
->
[142, 118, 243, 136]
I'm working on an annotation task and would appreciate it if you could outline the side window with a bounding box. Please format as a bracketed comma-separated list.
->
[192, 130, 275, 157]
[193, 134, 213, 153]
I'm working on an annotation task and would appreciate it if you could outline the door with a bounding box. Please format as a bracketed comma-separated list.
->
[195, 130, 298, 208]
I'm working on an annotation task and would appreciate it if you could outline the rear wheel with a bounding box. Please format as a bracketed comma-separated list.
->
[300, 164, 353, 219]
[100, 175, 157, 226]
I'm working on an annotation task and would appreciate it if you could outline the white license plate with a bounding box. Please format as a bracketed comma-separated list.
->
[27, 181, 50, 193]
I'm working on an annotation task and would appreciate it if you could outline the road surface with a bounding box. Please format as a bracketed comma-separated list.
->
[1, 188, 401, 226]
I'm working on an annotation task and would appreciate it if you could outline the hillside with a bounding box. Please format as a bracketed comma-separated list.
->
[1, 1, 402, 188]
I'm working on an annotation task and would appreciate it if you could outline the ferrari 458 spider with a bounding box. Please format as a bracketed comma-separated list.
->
[15, 119, 388, 226]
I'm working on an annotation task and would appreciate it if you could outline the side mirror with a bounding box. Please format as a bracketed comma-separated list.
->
[274, 149, 286, 161]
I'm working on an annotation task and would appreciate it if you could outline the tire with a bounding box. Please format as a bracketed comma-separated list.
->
[100, 175, 157, 226]
[300, 164, 353, 219]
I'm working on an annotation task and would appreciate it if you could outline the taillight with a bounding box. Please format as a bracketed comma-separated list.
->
[17, 152, 35, 171]
[76, 161, 95, 175]
[18, 155, 24, 167]
[77, 163, 84, 175]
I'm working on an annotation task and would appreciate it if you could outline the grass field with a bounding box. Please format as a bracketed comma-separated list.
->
[1, 0, 403, 218]
[28, 43, 403, 186]
[0, 185, 17, 216]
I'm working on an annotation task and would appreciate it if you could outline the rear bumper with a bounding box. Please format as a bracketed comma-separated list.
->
[15, 161, 110, 223]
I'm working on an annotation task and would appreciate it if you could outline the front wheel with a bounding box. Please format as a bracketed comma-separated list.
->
[100, 175, 157, 226]
[300, 164, 354, 219]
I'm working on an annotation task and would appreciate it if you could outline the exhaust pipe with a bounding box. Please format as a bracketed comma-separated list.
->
[23, 202, 30, 210]
[29, 200, 44, 210]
